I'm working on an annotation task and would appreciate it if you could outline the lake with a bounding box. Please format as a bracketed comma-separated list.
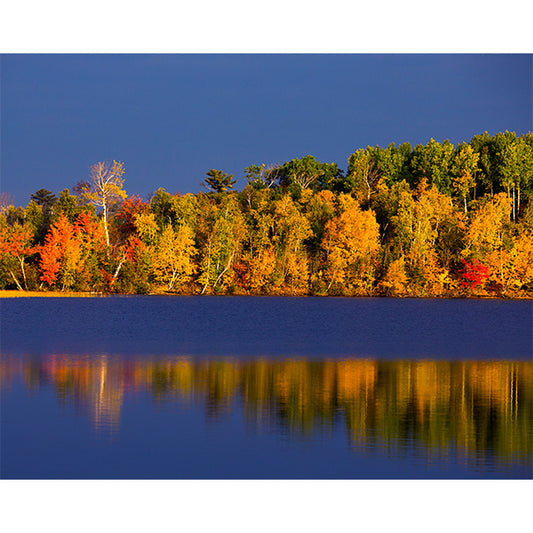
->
[1, 296, 531, 479]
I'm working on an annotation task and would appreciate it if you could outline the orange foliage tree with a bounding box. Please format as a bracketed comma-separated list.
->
[39, 212, 106, 290]
[321, 195, 380, 295]
[0, 223, 35, 290]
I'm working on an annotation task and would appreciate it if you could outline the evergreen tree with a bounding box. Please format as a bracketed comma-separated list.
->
[203, 169, 236, 193]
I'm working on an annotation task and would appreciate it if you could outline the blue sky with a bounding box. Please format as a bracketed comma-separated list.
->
[1, 54, 531, 205]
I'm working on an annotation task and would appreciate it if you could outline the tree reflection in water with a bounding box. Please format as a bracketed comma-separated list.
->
[1, 354, 531, 467]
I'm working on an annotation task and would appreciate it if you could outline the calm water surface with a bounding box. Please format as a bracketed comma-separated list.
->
[1, 296, 532, 479]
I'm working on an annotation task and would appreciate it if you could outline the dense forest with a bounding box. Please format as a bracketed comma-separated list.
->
[1, 131, 532, 298]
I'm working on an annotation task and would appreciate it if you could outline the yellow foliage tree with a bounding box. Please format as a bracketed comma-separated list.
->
[198, 194, 246, 294]
[271, 195, 312, 294]
[378, 255, 409, 296]
[463, 193, 511, 259]
[484, 231, 533, 295]
[134, 212, 160, 245]
[321, 200, 380, 295]
[151, 223, 197, 291]
[244, 246, 276, 294]
[392, 182, 452, 294]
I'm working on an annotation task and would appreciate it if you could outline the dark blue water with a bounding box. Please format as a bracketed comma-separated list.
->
[1, 296, 532, 479]
[2, 296, 531, 358]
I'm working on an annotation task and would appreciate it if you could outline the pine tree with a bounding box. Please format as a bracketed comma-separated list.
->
[203, 169, 236, 193]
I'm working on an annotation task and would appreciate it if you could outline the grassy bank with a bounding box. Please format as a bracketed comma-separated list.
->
[0, 290, 100, 298]
[1, 289, 531, 299]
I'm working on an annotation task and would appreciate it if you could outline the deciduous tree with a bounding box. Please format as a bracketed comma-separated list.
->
[39, 212, 106, 290]
[0, 223, 35, 290]
[346, 148, 381, 205]
[410, 138, 455, 194]
[278, 155, 341, 192]
[79, 161, 127, 246]
[271, 194, 312, 293]
[378, 255, 409, 296]
[452, 143, 479, 213]
[197, 194, 246, 294]
[321, 196, 380, 295]
[151, 223, 197, 291]
[497, 136, 533, 221]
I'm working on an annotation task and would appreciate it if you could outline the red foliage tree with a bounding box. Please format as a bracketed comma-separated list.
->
[114, 195, 148, 237]
[232, 260, 249, 289]
[460, 258, 489, 289]
[124, 236, 145, 262]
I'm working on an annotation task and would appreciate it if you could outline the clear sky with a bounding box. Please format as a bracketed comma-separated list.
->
[1, 54, 531, 205]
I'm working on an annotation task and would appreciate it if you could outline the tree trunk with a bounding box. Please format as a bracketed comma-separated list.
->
[10, 271, 23, 291]
[213, 250, 235, 291]
[512, 184, 516, 222]
[103, 202, 110, 247]
[112, 252, 127, 282]
[18, 256, 28, 290]
[168, 271, 177, 291]
[201, 240, 212, 295]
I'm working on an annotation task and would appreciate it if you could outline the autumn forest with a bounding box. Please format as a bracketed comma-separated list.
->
[1, 131, 533, 298]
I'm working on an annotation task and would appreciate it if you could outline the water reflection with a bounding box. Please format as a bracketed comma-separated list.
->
[1, 354, 532, 468]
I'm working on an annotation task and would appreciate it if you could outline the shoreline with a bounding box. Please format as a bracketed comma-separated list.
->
[0, 290, 100, 298]
[0, 289, 531, 300]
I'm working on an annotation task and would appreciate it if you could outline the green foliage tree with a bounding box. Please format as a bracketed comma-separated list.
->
[452, 143, 479, 213]
[23, 201, 45, 244]
[410, 138, 455, 194]
[55, 188, 90, 223]
[203, 169, 236, 193]
[345, 148, 381, 205]
[244, 164, 280, 190]
[30, 189, 57, 214]
[278, 155, 342, 192]
[470, 131, 498, 197]
[373, 142, 413, 187]
[28, 189, 58, 243]
[149, 188, 175, 228]
[497, 135, 533, 221]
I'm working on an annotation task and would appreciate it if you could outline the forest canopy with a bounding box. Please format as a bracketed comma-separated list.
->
[1, 131, 532, 298]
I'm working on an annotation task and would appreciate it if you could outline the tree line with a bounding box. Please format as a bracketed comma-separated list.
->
[1, 130, 532, 297]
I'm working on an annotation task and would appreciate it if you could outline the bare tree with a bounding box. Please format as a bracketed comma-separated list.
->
[0, 192, 13, 216]
[80, 161, 126, 246]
